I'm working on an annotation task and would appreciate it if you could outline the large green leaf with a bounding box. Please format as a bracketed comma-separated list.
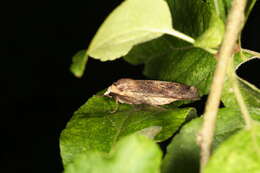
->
[64, 134, 162, 173]
[125, 37, 216, 96]
[70, 0, 257, 78]
[126, 44, 260, 106]
[204, 123, 260, 173]
[123, 0, 258, 98]
[87, 0, 175, 61]
[124, 0, 226, 95]
[161, 108, 260, 173]
[124, 0, 227, 77]
[60, 94, 197, 165]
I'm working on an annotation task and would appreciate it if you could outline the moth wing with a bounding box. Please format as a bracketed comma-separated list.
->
[132, 80, 193, 99]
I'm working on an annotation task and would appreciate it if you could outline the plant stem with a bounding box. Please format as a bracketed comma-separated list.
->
[165, 29, 195, 44]
[204, 48, 217, 55]
[198, 0, 247, 171]
[228, 59, 252, 129]
[166, 29, 218, 54]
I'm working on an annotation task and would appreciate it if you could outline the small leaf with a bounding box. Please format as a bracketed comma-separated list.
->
[161, 108, 260, 173]
[208, 0, 232, 22]
[60, 94, 197, 165]
[87, 0, 174, 61]
[136, 126, 162, 140]
[205, 0, 255, 22]
[222, 55, 260, 108]
[64, 134, 162, 173]
[193, 12, 224, 48]
[245, 0, 257, 18]
[166, 0, 224, 49]
[204, 123, 260, 173]
[70, 50, 88, 78]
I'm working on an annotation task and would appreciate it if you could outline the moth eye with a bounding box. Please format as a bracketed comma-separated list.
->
[190, 86, 198, 93]
[191, 86, 196, 89]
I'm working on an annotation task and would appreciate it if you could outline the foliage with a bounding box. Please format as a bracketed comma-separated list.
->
[64, 0, 260, 172]
[161, 108, 260, 173]
[60, 95, 196, 165]
[204, 123, 260, 173]
[64, 134, 162, 173]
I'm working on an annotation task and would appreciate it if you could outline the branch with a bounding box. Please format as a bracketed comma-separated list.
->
[232, 79, 252, 129]
[197, 0, 247, 171]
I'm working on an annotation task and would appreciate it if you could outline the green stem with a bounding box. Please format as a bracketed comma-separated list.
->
[204, 48, 217, 54]
[166, 29, 217, 54]
[165, 29, 195, 44]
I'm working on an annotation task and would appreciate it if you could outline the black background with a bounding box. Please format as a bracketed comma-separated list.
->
[2, 1, 260, 173]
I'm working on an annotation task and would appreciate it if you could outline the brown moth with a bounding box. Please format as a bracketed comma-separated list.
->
[104, 78, 199, 106]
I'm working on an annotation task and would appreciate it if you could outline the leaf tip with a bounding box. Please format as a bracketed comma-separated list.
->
[70, 50, 88, 78]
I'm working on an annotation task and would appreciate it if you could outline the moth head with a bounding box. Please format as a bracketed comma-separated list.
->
[104, 78, 135, 97]
[187, 86, 200, 100]
[104, 80, 128, 97]
[113, 78, 136, 91]
[104, 87, 111, 97]
[104, 84, 119, 97]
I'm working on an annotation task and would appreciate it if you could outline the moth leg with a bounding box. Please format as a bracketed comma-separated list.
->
[110, 97, 119, 113]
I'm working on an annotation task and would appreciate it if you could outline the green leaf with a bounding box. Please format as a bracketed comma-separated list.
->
[204, 123, 260, 173]
[166, 0, 224, 49]
[208, 0, 232, 22]
[222, 54, 260, 108]
[60, 94, 197, 165]
[144, 47, 216, 96]
[161, 117, 202, 173]
[125, 37, 216, 96]
[123, 0, 256, 98]
[87, 0, 174, 61]
[70, 50, 88, 78]
[64, 134, 162, 173]
[136, 126, 162, 140]
[161, 108, 260, 173]
[245, 0, 257, 18]
[124, 0, 225, 95]
[193, 12, 224, 49]
[207, 0, 255, 22]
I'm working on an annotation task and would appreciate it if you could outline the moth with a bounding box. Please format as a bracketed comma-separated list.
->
[104, 78, 199, 106]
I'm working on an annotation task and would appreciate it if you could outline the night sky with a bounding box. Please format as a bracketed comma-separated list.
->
[2, 1, 260, 173]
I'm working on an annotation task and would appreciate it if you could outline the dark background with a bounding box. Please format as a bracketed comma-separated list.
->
[2, 1, 260, 173]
